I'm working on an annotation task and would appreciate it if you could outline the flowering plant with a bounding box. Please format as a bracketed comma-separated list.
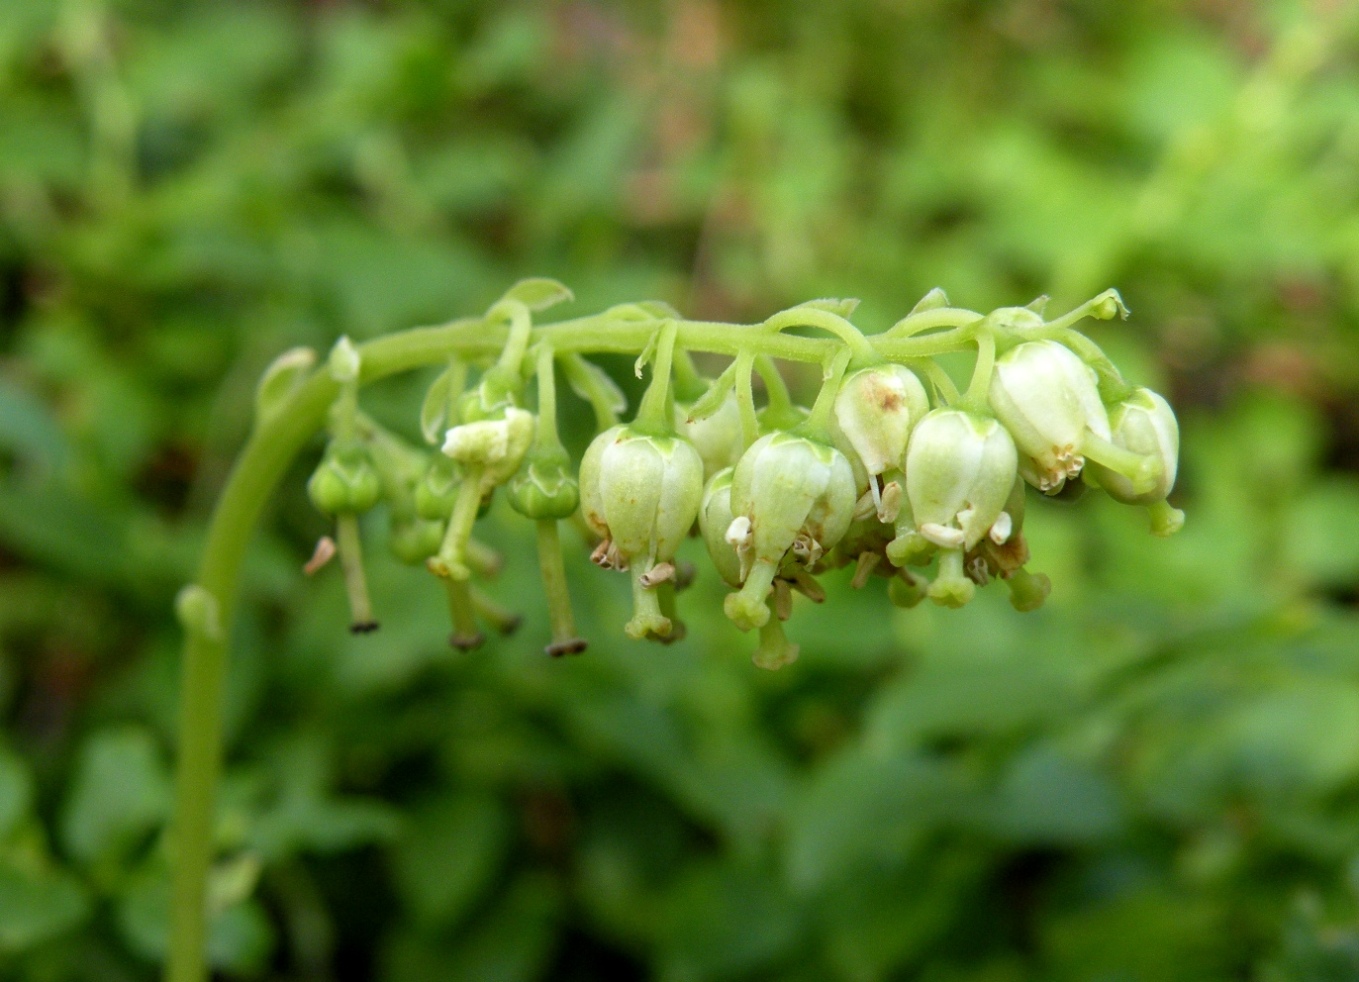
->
[166, 279, 1181, 982]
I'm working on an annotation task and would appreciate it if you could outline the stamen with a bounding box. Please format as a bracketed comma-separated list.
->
[989, 511, 1013, 545]
[851, 551, 881, 589]
[919, 522, 966, 549]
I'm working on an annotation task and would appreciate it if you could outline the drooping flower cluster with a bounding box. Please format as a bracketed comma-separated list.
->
[298, 281, 1183, 668]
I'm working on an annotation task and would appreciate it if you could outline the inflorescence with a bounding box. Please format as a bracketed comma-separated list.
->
[293, 280, 1183, 670]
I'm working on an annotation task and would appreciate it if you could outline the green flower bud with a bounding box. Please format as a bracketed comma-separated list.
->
[723, 432, 856, 630]
[441, 407, 534, 488]
[903, 409, 1018, 552]
[988, 340, 1110, 493]
[676, 391, 742, 479]
[833, 364, 929, 477]
[415, 456, 461, 519]
[327, 336, 361, 383]
[508, 444, 580, 520]
[308, 441, 381, 515]
[1089, 387, 1179, 505]
[456, 365, 520, 423]
[389, 516, 445, 565]
[698, 468, 743, 588]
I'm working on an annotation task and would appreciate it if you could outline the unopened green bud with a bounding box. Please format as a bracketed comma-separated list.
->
[902, 409, 1017, 553]
[677, 391, 742, 479]
[698, 468, 743, 588]
[308, 442, 381, 515]
[441, 407, 534, 487]
[833, 364, 929, 477]
[327, 336, 361, 383]
[988, 339, 1110, 493]
[389, 516, 445, 565]
[415, 456, 461, 519]
[508, 444, 580, 520]
[1089, 387, 1179, 505]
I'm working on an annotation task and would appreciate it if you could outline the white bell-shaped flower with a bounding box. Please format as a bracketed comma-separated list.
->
[988, 340, 1110, 493]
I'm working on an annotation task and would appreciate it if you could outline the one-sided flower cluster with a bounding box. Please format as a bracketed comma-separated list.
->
[296, 281, 1183, 669]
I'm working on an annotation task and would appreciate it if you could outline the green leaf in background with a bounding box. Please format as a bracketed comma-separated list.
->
[0, 745, 33, 841]
[985, 744, 1125, 846]
[0, 857, 90, 954]
[393, 791, 507, 927]
[116, 861, 274, 975]
[59, 727, 171, 872]
[656, 858, 803, 982]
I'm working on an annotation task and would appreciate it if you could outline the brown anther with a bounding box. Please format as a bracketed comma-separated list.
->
[787, 568, 826, 603]
[639, 562, 676, 589]
[349, 620, 380, 634]
[851, 551, 881, 589]
[773, 579, 793, 621]
[304, 536, 337, 576]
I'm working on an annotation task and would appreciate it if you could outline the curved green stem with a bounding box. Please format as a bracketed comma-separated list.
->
[754, 355, 800, 429]
[733, 350, 759, 450]
[532, 344, 562, 450]
[886, 308, 982, 337]
[634, 321, 678, 435]
[798, 347, 853, 442]
[961, 326, 996, 412]
[492, 299, 534, 373]
[763, 306, 878, 366]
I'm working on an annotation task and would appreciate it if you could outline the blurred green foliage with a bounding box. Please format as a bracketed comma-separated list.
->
[3, 0, 1359, 979]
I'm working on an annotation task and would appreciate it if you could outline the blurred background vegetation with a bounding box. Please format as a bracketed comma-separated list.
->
[3, 0, 1359, 979]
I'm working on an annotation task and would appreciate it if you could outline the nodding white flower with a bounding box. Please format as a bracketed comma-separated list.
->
[903, 409, 1018, 553]
[988, 340, 1110, 493]
[579, 424, 705, 639]
[697, 468, 743, 588]
[1089, 387, 1179, 504]
[580, 425, 704, 566]
[722, 431, 856, 631]
[441, 407, 534, 487]
[677, 391, 743, 480]
[833, 364, 929, 478]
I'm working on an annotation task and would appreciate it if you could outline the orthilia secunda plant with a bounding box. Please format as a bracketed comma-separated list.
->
[166, 280, 1184, 982]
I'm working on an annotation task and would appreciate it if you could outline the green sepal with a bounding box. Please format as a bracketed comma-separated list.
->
[254, 347, 315, 427]
[909, 287, 948, 314]
[420, 362, 464, 445]
[796, 297, 861, 319]
[495, 277, 574, 313]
